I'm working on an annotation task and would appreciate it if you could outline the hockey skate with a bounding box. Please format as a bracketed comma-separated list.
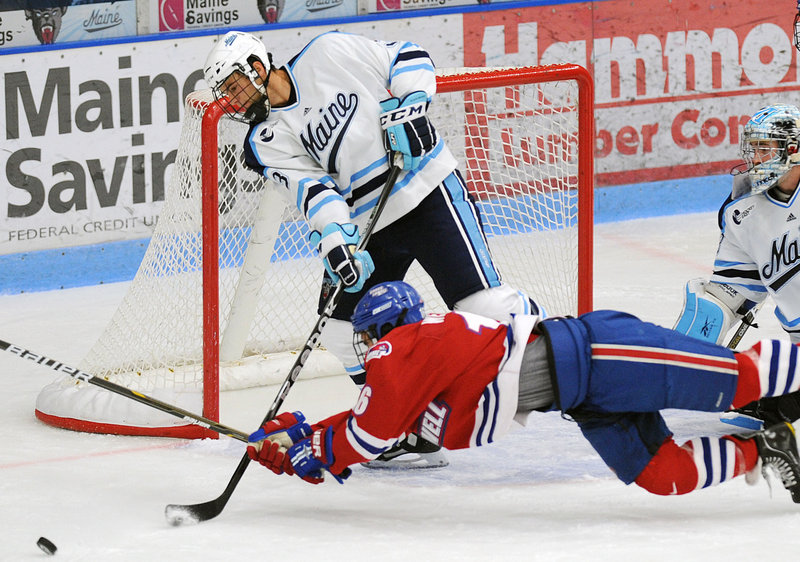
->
[752, 422, 800, 503]
[721, 392, 800, 431]
[362, 434, 449, 470]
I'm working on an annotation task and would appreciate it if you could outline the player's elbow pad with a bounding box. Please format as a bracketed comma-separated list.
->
[674, 279, 737, 344]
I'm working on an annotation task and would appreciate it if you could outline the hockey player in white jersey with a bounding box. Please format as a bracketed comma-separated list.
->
[203, 31, 539, 467]
[674, 103, 800, 428]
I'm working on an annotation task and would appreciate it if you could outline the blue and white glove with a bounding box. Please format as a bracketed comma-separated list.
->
[309, 223, 374, 293]
[287, 427, 351, 485]
[379, 91, 437, 171]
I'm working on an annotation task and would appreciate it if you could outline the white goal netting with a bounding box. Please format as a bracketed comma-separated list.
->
[35, 65, 593, 437]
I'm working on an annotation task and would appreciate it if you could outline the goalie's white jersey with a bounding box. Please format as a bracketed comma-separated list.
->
[242, 31, 459, 235]
[712, 186, 800, 340]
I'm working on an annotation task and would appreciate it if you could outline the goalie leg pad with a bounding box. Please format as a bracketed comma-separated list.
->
[673, 279, 736, 344]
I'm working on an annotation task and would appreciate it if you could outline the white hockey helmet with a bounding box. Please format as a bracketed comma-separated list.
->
[739, 104, 800, 194]
[204, 31, 273, 122]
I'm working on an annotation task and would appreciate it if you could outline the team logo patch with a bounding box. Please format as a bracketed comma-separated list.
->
[366, 341, 392, 362]
[732, 204, 755, 225]
[260, 126, 275, 142]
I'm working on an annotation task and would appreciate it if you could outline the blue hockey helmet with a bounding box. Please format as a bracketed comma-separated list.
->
[351, 281, 425, 366]
[739, 104, 800, 194]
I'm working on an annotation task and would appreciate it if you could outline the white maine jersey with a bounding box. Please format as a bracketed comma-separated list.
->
[243, 31, 459, 234]
[712, 185, 800, 340]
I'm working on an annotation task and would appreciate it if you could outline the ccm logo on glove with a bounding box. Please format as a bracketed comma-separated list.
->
[379, 99, 426, 126]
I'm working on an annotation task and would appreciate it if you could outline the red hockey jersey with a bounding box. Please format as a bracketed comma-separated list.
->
[317, 311, 538, 475]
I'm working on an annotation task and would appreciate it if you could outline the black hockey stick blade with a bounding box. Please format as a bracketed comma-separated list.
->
[165, 455, 249, 526]
[165, 153, 403, 526]
[164, 288, 341, 526]
[0, 337, 257, 526]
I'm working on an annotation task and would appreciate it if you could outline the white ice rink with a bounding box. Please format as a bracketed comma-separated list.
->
[2, 212, 799, 561]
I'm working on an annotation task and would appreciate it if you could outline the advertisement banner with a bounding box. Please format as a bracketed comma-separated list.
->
[461, 0, 799, 185]
[358, 0, 506, 13]
[150, 0, 357, 33]
[0, 20, 438, 255]
[2, 0, 799, 257]
[0, 0, 136, 48]
[2, 35, 212, 253]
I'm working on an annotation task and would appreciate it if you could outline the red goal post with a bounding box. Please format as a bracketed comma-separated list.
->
[34, 64, 594, 439]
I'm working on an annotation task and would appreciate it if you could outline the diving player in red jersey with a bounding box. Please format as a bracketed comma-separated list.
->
[247, 281, 800, 501]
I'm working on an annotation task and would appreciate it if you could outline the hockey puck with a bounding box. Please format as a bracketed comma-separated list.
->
[37, 537, 57, 556]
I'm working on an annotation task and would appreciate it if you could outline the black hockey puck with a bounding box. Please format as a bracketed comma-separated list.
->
[37, 536, 57, 555]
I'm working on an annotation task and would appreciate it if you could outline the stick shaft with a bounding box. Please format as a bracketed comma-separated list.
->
[258, 154, 401, 426]
[165, 154, 403, 525]
[725, 301, 764, 350]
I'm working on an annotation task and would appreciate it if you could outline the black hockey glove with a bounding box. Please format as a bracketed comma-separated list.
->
[309, 223, 374, 293]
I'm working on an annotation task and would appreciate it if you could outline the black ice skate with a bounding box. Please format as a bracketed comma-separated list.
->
[753, 422, 800, 503]
[362, 433, 449, 469]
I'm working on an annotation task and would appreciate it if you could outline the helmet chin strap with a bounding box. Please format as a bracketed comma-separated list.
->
[244, 91, 271, 122]
[243, 56, 272, 122]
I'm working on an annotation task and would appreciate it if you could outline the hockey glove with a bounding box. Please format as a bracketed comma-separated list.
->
[247, 411, 312, 476]
[379, 91, 437, 171]
[287, 427, 351, 485]
[309, 223, 374, 293]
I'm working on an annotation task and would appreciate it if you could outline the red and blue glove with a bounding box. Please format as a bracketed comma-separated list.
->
[246, 411, 311, 476]
[287, 427, 351, 485]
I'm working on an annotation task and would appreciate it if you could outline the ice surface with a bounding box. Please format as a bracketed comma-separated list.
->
[2, 213, 799, 561]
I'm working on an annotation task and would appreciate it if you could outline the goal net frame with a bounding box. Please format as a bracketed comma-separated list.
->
[34, 64, 594, 439]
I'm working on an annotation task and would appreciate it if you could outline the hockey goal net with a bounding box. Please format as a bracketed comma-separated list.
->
[35, 64, 594, 438]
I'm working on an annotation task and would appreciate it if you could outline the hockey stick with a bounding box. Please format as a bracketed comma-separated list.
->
[720, 302, 766, 429]
[0, 339, 250, 442]
[164, 153, 403, 526]
[725, 301, 764, 350]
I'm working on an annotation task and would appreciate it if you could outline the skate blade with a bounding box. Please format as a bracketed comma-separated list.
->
[361, 450, 449, 470]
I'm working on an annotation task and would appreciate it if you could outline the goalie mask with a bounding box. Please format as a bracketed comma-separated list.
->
[739, 104, 800, 194]
[204, 31, 273, 123]
[795, 6, 800, 54]
[351, 281, 425, 367]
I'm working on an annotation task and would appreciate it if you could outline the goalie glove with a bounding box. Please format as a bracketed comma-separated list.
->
[309, 223, 375, 293]
[247, 411, 312, 476]
[379, 91, 437, 171]
[287, 427, 351, 485]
